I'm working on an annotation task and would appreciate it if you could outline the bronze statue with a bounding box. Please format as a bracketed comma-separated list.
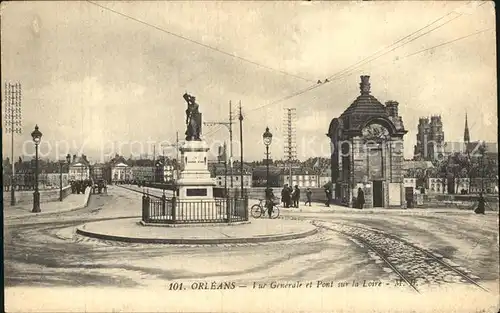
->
[183, 93, 202, 141]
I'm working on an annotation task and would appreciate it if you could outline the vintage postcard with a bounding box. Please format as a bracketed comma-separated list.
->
[2, 1, 498, 312]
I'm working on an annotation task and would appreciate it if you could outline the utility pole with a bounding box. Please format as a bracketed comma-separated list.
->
[3, 82, 22, 206]
[239, 101, 244, 198]
[283, 108, 297, 186]
[204, 101, 233, 188]
[223, 142, 228, 195]
[152, 144, 156, 182]
[229, 101, 233, 189]
[176, 131, 180, 180]
[161, 131, 181, 183]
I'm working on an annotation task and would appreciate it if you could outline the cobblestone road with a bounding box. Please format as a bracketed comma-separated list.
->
[313, 221, 484, 292]
[4, 186, 498, 297]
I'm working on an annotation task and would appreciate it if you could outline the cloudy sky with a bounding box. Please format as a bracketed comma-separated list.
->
[1, 1, 496, 163]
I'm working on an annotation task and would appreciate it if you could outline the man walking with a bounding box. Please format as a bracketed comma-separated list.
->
[292, 185, 300, 208]
[357, 187, 365, 209]
[281, 185, 288, 208]
[305, 188, 312, 206]
[286, 184, 293, 208]
[324, 185, 332, 207]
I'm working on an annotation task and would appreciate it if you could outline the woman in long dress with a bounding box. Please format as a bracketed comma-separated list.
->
[474, 192, 486, 214]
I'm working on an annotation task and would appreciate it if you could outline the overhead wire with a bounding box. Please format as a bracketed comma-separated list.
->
[284, 25, 495, 113]
[400, 27, 493, 59]
[86, 0, 315, 83]
[246, 1, 485, 114]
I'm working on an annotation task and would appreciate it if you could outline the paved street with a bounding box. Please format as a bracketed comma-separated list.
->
[4, 186, 498, 297]
[4, 192, 90, 218]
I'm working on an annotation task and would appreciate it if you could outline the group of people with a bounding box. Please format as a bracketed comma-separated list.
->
[280, 184, 300, 208]
[266, 185, 490, 214]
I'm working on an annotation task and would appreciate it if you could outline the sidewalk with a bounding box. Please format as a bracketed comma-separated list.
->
[253, 199, 498, 216]
[4, 188, 91, 219]
[76, 217, 318, 244]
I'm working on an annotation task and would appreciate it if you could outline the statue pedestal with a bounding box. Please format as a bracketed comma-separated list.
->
[177, 140, 215, 201]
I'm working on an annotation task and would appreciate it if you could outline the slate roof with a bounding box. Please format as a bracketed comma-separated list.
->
[70, 157, 90, 167]
[444, 141, 498, 156]
[340, 94, 389, 120]
[334, 76, 407, 136]
[252, 166, 283, 176]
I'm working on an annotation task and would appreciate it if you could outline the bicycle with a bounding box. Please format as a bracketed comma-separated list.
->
[250, 199, 280, 219]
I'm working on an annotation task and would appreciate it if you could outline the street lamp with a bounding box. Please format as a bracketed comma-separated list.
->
[31, 125, 42, 213]
[59, 154, 71, 201]
[262, 127, 273, 190]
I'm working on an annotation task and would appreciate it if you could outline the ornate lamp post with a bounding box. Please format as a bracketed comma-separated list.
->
[31, 125, 42, 213]
[262, 127, 273, 190]
[59, 154, 71, 201]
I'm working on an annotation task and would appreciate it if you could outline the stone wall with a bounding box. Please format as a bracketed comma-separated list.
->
[3, 185, 72, 206]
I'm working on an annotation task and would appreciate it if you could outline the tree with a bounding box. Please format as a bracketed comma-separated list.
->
[436, 153, 471, 194]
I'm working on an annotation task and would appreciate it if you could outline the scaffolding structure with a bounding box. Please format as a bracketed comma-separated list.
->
[283, 108, 297, 186]
[3, 82, 23, 205]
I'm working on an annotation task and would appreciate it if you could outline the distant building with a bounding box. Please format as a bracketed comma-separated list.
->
[426, 177, 469, 194]
[281, 169, 318, 188]
[327, 76, 407, 208]
[252, 165, 282, 187]
[413, 115, 445, 162]
[131, 166, 154, 182]
[91, 163, 109, 181]
[403, 177, 417, 190]
[213, 166, 252, 188]
[111, 162, 132, 183]
[69, 157, 90, 180]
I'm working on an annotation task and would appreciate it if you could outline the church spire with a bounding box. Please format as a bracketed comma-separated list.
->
[464, 112, 470, 144]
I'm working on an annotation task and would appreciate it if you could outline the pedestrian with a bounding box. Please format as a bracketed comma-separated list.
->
[287, 185, 293, 208]
[324, 185, 331, 207]
[357, 188, 365, 209]
[293, 185, 300, 208]
[265, 187, 277, 218]
[305, 188, 312, 206]
[474, 192, 486, 214]
[284, 184, 291, 208]
[281, 185, 288, 208]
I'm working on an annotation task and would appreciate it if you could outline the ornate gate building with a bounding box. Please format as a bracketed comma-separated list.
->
[327, 76, 407, 208]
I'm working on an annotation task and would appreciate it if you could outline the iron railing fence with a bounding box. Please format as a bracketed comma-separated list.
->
[142, 194, 249, 224]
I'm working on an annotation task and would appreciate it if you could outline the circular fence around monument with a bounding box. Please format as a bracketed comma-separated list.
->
[141, 194, 249, 224]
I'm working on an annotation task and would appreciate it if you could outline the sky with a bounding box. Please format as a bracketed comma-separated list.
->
[1, 1, 497, 164]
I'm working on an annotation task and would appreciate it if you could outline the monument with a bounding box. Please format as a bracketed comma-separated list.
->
[327, 76, 408, 208]
[176, 93, 216, 200]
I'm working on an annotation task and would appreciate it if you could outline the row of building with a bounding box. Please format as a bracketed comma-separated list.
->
[38, 155, 332, 188]
[208, 162, 331, 189]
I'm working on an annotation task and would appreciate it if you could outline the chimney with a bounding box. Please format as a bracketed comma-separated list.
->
[360, 75, 371, 95]
[385, 101, 399, 117]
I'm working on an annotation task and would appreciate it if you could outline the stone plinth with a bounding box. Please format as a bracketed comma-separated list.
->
[177, 140, 216, 200]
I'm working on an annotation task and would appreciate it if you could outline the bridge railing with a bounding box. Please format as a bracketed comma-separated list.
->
[141, 194, 248, 224]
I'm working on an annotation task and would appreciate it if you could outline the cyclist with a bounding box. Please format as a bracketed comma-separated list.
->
[265, 187, 279, 218]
